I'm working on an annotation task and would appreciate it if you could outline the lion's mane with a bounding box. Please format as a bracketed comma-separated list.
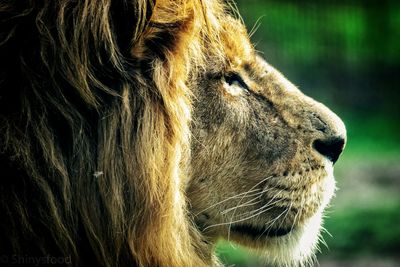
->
[0, 0, 224, 266]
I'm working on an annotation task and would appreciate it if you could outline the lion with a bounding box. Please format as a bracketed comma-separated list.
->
[0, 0, 345, 267]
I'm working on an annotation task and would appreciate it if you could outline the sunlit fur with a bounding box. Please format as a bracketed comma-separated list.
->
[0, 0, 345, 266]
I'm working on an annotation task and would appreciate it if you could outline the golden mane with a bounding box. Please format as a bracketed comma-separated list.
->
[0, 0, 225, 266]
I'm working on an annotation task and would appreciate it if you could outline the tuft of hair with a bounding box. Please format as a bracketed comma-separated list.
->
[0, 0, 225, 266]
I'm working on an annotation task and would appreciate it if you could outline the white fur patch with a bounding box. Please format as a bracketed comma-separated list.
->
[256, 212, 321, 267]
[258, 160, 336, 267]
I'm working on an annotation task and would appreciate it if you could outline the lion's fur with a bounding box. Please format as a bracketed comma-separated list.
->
[0, 0, 227, 266]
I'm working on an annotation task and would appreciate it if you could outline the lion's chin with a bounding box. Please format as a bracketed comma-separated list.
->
[228, 164, 337, 266]
[229, 211, 323, 267]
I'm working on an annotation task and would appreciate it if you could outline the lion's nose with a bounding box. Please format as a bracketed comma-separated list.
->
[313, 137, 345, 164]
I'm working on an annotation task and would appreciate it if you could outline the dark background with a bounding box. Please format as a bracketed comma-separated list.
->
[216, 1, 400, 266]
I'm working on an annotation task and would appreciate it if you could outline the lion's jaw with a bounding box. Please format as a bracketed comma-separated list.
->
[190, 153, 337, 266]
[246, 159, 336, 267]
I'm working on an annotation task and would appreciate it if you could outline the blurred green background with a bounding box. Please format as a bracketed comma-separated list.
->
[216, 0, 400, 266]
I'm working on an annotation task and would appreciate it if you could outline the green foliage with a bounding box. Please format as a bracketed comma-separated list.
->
[237, 1, 400, 67]
[388, 9, 400, 63]
[216, 241, 263, 267]
[339, 114, 400, 159]
[322, 204, 400, 257]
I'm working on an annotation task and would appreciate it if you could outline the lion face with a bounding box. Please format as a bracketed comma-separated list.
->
[188, 18, 346, 265]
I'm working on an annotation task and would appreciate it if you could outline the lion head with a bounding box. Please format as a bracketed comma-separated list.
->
[0, 0, 345, 266]
[188, 16, 346, 266]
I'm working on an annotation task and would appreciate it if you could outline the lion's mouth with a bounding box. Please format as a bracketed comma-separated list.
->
[231, 224, 292, 238]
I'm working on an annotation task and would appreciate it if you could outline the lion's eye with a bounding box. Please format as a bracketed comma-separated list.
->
[224, 73, 249, 90]
[222, 73, 249, 96]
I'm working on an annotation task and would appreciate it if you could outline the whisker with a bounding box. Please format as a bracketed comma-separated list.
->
[256, 209, 288, 240]
[269, 210, 287, 228]
[221, 198, 262, 215]
[194, 188, 262, 216]
[244, 188, 286, 215]
[249, 15, 265, 38]
[320, 225, 332, 238]
[290, 194, 305, 234]
[318, 227, 330, 250]
[226, 177, 276, 240]
[206, 198, 286, 232]
[227, 189, 286, 224]
[256, 218, 282, 240]
[275, 191, 294, 231]
[228, 189, 265, 199]
[227, 175, 274, 217]
[229, 201, 282, 222]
